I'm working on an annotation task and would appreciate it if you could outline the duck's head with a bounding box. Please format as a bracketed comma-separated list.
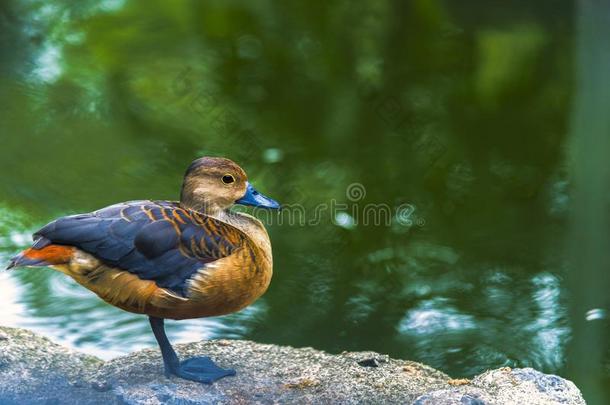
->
[180, 157, 281, 213]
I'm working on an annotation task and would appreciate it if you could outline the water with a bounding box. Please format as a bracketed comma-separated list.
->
[0, 1, 608, 402]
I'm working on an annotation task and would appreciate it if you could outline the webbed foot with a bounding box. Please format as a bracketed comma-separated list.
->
[172, 356, 236, 384]
[149, 317, 236, 384]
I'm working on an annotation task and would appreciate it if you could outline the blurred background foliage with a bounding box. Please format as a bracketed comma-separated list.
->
[0, 0, 608, 402]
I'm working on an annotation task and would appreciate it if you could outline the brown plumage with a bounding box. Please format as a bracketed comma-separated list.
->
[7, 157, 281, 383]
[48, 219, 271, 320]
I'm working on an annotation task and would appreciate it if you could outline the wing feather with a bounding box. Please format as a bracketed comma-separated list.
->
[33, 201, 244, 296]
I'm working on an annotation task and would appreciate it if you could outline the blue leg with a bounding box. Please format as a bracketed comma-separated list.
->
[148, 317, 236, 384]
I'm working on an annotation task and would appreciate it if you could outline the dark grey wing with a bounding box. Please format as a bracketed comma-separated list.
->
[33, 201, 244, 296]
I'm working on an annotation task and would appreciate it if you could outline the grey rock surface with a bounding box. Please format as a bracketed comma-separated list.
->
[0, 326, 585, 405]
[0, 327, 109, 404]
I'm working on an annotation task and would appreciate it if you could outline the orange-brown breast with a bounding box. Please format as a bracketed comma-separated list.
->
[54, 243, 272, 320]
[184, 244, 272, 317]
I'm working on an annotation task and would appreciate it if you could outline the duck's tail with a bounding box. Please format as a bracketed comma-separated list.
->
[6, 238, 74, 270]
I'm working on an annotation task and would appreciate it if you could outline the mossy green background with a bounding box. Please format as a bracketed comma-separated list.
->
[0, 1, 607, 402]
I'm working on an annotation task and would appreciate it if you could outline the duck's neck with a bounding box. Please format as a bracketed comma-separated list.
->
[180, 201, 271, 257]
[217, 210, 271, 249]
[207, 208, 272, 262]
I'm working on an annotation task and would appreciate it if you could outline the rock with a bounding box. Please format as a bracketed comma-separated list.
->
[413, 367, 586, 405]
[0, 327, 110, 404]
[0, 326, 585, 405]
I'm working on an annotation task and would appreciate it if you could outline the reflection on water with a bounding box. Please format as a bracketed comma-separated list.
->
[0, 273, 26, 328]
[398, 297, 477, 337]
[0, 0, 608, 402]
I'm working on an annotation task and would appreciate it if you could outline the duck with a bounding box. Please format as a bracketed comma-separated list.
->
[6, 156, 280, 384]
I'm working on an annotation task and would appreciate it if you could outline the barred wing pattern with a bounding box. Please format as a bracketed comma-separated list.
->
[34, 200, 248, 296]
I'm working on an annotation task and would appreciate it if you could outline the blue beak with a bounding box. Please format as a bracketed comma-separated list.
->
[236, 182, 281, 209]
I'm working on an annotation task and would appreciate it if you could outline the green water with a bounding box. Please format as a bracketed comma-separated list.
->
[1, 1, 608, 402]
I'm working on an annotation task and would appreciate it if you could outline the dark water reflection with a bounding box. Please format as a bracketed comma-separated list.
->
[0, 0, 607, 401]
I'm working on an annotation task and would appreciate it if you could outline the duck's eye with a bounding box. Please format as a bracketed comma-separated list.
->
[221, 174, 235, 184]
